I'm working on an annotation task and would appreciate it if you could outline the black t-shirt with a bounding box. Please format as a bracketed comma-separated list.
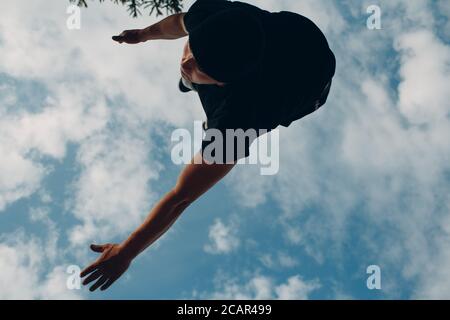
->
[183, 0, 336, 163]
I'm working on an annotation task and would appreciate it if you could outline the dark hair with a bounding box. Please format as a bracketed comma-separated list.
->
[188, 8, 266, 83]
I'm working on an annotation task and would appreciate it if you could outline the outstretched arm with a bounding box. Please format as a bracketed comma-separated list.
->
[112, 12, 188, 44]
[80, 152, 236, 291]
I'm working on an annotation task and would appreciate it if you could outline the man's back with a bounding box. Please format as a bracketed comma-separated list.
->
[184, 0, 336, 130]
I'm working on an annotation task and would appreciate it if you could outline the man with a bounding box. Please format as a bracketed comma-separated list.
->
[81, 0, 336, 291]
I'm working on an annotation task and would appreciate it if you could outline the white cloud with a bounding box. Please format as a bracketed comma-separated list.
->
[437, 0, 450, 38]
[259, 252, 298, 269]
[0, 207, 85, 299]
[259, 254, 274, 268]
[0, 146, 47, 211]
[0, 0, 199, 244]
[413, 201, 450, 299]
[0, 231, 83, 299]
[278, 252, 299, 268]
[225, 0, 450, 298]
[225, 165, 273, 208]
[275, 275, 320, 299]
[1, 0, 450, 299]
[396, 30, 450, 125]
[0, 86, 109, 211]
[197, 271, 320, 300]
[68, 130, 159, 246]
[204, 218, 240, 255]
[40, 266, 83, 300]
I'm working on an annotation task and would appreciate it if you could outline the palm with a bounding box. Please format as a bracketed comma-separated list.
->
[112, 30, 143, 44]
[81, 243, 131, 291]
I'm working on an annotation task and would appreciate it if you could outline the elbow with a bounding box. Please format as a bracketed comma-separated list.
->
[175, 13, 188, 36]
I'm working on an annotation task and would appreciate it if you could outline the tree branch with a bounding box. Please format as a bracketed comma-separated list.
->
[68, 0, 183, 18]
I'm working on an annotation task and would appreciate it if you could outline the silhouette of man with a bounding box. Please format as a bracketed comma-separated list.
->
[82, 0, 335, 291]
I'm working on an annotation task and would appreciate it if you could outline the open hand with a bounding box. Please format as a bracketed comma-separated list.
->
[112, 29, 145, 44]
[80, 243, 132, 292]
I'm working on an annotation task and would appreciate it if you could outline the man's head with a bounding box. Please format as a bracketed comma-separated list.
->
[185, 8, 266, 85]
[181, 40, 226, 86]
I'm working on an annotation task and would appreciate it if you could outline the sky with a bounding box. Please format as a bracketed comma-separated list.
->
[0, 0, 449, 300]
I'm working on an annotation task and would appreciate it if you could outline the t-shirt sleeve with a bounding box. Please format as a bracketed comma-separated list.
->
[183, 0, 232, 33]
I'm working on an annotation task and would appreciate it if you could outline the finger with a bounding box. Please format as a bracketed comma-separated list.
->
[90, 243, 107, 253]
[100, 275, 119, 291]
[90, 275, 108, 292]
[80, 261, 100, 278]
[112, 35, 124, 43]
[82, 269, 103, 285]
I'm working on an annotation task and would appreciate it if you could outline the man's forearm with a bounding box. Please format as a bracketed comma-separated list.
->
[118, 152, 235, 261]
[141, 13, 187, 41]
[119, 190, 191, 260]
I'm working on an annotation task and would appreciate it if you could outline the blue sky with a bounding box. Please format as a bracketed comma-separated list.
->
[0, 0, 449, 299]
